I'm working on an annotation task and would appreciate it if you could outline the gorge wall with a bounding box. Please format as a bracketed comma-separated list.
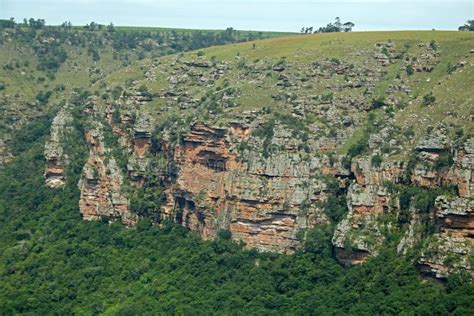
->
[42, 34, 474, 282]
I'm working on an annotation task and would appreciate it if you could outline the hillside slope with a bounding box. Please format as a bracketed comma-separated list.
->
[0, 24, 286, 164]
[38, 30, 474, 281]
[41, 30, 474, 279]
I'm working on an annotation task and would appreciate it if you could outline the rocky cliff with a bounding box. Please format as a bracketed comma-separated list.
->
[40, 32, 474, 281]
[44, 108, 74, 189]
[161, 122, 334, 253]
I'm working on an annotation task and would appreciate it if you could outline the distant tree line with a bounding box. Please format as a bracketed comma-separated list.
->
[301, 17, 355, 34]
[0, 17, 45, 29]
[0, 18, 267, 72]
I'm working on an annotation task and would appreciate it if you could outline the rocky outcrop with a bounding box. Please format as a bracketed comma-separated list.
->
[411, 126, 451, 187]
[160, 122, 334, 253]
[397, 210, 423, 255]
[352, 157, 403, 186]
[419, 196, 473, 280]
[0, 139, 13, 165]
[44, 108, 74, 188]
[78, 124, 137, 225]
[132, 115, 152, 158]
[451, 138, 474, 198]
[331, 155, 399, 266]
[332, 183, 390, 266]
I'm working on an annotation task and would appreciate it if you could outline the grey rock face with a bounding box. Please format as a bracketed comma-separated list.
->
[416, 125, 448, 152]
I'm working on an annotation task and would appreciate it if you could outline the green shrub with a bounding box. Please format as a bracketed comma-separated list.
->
[321, 177, 348, 223]
[371, 97, 385, 109]
[422, 92, 436, 106]
[304, 224, 333, 255]
[35, 90, 52, 105]
[347, 141, 367, 158]
[371, 154, 383, 168]
[434, 152, 454, 170]
[217, 229, 232, 240]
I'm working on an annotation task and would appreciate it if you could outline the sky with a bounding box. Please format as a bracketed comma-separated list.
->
[1, 0, 473, 32]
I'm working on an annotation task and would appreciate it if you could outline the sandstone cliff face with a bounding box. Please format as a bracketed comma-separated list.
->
[161, 122, 333, 253]
[41, 36, 474, 281]
[44, 108, 74, 189]
[332, 182, 391, 265]
[43, 106, 474, 280]
[78, 124, 137, 225]
[411, 126, 451, 188]
[451, 139, 474, 199]
[416, 139, 473, 280]
[418, 196, 473, 280]
[73, 96, 138, 225]
[331, 156, 399, 265]
[352, 156, 403, 186]
[331, 138, 474, 279]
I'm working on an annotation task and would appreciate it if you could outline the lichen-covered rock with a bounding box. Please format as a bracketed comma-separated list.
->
[418, 196, 473, 280]
[332, 183, 389, 265]
[127, 156, 149, 185]
[132, 114, 153, 158]
[397, 210, 422, 255]
[418, 233, 472, 280]
[78, 122, 137, 225]
[159, 122, 333, 253]
[451, 138, 474, 198]
[352, 157, 403, 186]
[44, 108, 74, 189]
[0, 138, 13, 165]
[416, 125, 448, 152]
[435, 196, 473, 238]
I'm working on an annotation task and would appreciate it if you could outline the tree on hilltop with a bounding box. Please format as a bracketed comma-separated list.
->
[301, 17, 355, 34]
[458, 20, 474, 31]
[343, 22, 355, 32]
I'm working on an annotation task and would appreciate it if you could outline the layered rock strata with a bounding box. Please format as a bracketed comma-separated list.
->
[44, 108, 74, 189]
[78, 124, 137, 225]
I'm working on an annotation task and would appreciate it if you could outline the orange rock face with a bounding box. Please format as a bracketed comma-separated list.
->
[133, 138, 150, 157]
[418, 196, 473, 280]
[162, 122, 329, 253]
[79, 127, 136, 225]
[436, 196, 474, 240]
[451, 144, 474, 199]
[352, 158, 403, 186]
[44, 160, 66, 189]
